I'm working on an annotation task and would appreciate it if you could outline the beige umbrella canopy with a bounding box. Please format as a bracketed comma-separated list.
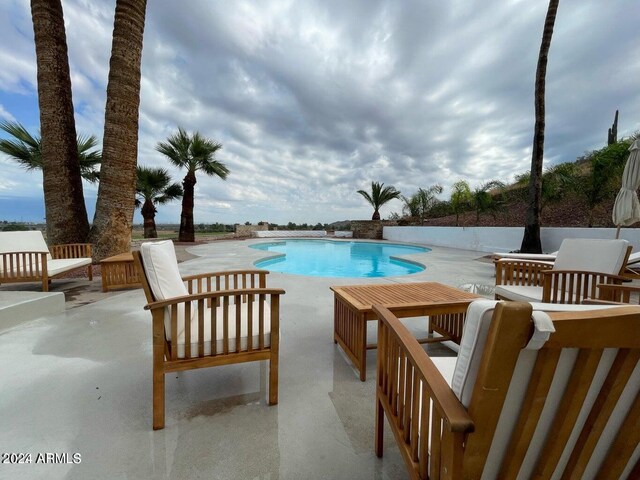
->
[613, 138, 640, 238]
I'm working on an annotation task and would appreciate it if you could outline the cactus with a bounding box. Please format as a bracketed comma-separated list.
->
[608, 109, 618, 145]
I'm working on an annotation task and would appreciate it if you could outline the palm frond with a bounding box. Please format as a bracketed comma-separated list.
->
[136, 165, 183, 205]
[0, 120, 42, 170]
[155, 127, 193, 169]
[357, 189, 374, 206]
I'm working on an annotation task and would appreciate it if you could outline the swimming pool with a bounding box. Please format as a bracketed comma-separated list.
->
[251, 240, 429, 277]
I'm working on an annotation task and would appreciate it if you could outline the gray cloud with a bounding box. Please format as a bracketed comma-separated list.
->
[0, 0, 638, 224]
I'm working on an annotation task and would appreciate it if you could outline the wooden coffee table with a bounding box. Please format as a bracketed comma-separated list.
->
[330, 282, 481, 381]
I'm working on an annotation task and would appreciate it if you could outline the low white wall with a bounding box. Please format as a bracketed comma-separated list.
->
[383, 226, 640, 253]
[254, 230, 326, 238]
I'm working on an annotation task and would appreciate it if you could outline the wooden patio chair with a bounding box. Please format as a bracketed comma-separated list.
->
[374, 299, 640, 479]
[494, 238, 631, 304]
[133, 240, 285, 430]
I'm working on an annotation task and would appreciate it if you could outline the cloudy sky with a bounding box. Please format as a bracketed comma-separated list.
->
[0, 0, 638, 225]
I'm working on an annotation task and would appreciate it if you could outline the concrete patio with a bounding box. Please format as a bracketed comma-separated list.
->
[0, 239, 495, 479]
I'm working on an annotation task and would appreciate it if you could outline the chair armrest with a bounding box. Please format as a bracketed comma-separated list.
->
[581, 299, 627, 306]
[374, 304, 473, 478]
[494, 258, 553, 287]
[182, 269, 269, 293]
[374, 304, 473, 432]
[144, 287, 285, 311]
[596, 283, 640, 304]
[49, 243, 92, 259]
[541, 270, 628, 304]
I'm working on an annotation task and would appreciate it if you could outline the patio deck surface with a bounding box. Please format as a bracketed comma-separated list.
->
[0, 239, 495, 479]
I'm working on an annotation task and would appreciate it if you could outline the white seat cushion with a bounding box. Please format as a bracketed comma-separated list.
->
[493, 251, 558, 261]
[0, 256, 90, 276]
[47, 258, 91, 276]
[176, 299, 271, 358]
[626, 251, 640, 266]
[494, 285, 543, 303]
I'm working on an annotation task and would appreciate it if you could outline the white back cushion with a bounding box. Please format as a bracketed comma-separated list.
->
[0, 230, 50, 255]
[553, 238, 628, 274]
[140, 240, 190, 340]
[140, 240, 188, 301]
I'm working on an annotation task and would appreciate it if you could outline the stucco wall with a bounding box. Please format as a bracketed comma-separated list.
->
[383, 226, 640, 253]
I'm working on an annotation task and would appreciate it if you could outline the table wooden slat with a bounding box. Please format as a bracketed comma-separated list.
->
[330, 282, 480, 312]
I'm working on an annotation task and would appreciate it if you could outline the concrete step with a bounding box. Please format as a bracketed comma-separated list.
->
[0, 291, 65, 332]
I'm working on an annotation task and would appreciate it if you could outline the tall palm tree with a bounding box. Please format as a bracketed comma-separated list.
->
[357, 182, 401, 220]
[90, 0, 147, 260]
[30, 0, 89, 244]
[520, 0, 560, 253]
[156, 128, 229, 242]
[135, 166, 182, 238]
[0, 121, 101, 182]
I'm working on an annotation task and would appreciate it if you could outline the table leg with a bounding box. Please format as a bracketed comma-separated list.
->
[333, 296, 368, 381]
[358, 313, 366, 381]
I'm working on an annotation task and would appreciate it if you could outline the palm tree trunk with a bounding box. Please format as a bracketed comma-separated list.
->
[90, 0, 147, 260]
[179, 171, 196, 242]
[521, 0, 560, 253]
[372, 209, 380, 221]
[30, 0, 89, 244]
[141, 199, 157, 238]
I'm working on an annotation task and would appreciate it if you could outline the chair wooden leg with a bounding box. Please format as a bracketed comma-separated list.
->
[87, 264, 93, 281]
[268, 351, 279, 405]
[375, 396, 384, 457]
[152, 368, 165, 430]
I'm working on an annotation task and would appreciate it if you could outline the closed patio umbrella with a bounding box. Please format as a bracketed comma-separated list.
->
[613, 138, 640, 238]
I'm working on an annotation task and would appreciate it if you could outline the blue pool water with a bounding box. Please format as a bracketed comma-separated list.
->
[251, 240, 429, 277]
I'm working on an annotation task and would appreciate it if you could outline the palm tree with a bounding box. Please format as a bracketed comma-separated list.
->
[450, 180, 472, 226]
[156, 128, 229, 242]
[402, 185, 443, 224]
[30, 0, 89, 244]
[520, 0, 560, 253]
[0, 121, 101, 182]
[135, 166, 182, 238]
[357, 182, 401, 220]
[472, 180, 505, 224]
[90, 0, 148, 260]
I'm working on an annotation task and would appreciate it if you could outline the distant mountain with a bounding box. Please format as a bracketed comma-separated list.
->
[329, 220, 351, 229]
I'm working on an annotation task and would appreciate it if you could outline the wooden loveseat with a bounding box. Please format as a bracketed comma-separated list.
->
[0, 231, 92, 291]
[374, 299, 640, 479]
